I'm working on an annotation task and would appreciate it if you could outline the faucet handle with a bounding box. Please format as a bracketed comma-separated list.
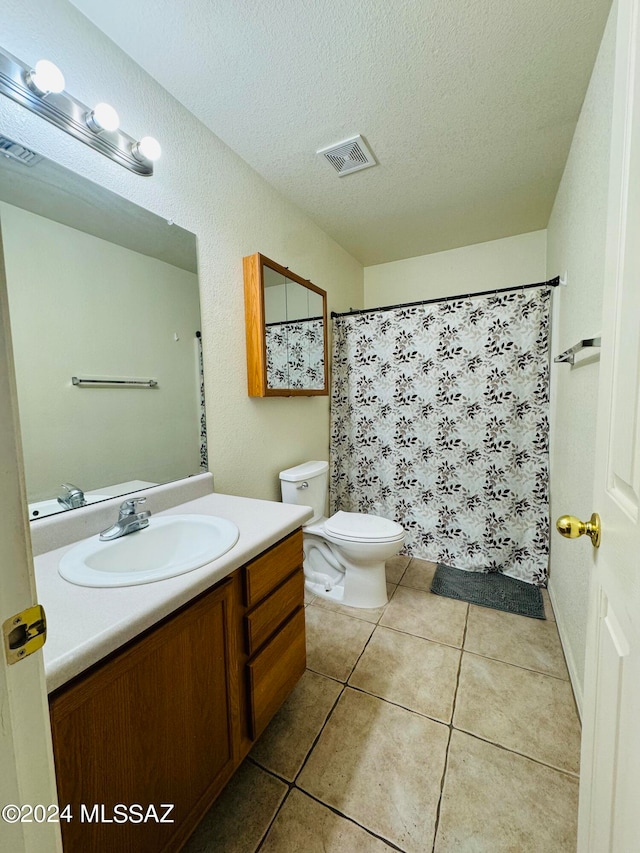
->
[119, 497, 147, 518]
[58, 482, 86, 509]
[100, 498, 150, 541]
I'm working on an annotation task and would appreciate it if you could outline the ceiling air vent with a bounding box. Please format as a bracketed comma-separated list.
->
[317, 135, 377, 177]
[0, 134, 43, 167]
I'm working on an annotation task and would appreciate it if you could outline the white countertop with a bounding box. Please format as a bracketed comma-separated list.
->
[36, 491, 312, 694]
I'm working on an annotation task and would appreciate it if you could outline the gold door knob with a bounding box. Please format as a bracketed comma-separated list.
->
[556, 513, 601, 548]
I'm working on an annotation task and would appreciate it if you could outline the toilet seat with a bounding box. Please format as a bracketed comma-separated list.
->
[323, 511, 404, 544]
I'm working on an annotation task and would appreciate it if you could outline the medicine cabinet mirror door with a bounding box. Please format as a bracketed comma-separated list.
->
[243, 253, 328, 397]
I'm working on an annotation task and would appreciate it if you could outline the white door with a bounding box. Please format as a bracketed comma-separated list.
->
[578, 0, 640, 849]
[0, 223, 61, 849]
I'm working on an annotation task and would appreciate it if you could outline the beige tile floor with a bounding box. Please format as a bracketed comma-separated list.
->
[184, 557, 581, 853]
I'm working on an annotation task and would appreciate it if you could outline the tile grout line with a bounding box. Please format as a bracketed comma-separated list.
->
[290, 787, 408, 852]
[336, 568, 413, 687]
[288, 674, 347, 784]
[359, 613, 570, 684]
[308, 564, 410, 687]
[431, 727, 454, 853]
[344, 682, 454, 727]
[461, 648, 572, 682]
[251, 565, 576, 852]
[250, 670, 347, 793]
[249, 623, 356, 853]
[252, 779, 299, 853]
[386, 588, 569, 677]
[304, 561, 466, 853]
[449, 727, 581, 779]
[451, 603, 469, 725]
[396, 557, 412, 587]
[430, 603, 469, 853]
[253, 570, 413, 853]
[454, 610, 580, 780]
[376, 620, 466, 652]
[249, 679, 410, 853]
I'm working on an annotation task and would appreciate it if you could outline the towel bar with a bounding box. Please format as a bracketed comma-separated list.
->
[554, 337, 601, 365]
[72, 376, 158, 388]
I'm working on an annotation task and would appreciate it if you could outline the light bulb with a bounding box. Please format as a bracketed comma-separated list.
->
[86, 102, 120, 133]
[132, 136, 161, 163]
[26, 59, 65, 95]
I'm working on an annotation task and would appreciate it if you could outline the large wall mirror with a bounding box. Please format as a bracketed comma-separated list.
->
[243, 253, 328, 397]
[0, 137, 206, 520]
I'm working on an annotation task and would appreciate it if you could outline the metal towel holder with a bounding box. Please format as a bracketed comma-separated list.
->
[554, 337, 601, 365]
[72, 376, 158, 388]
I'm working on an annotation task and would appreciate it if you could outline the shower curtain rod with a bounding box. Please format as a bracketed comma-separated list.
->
[330, 275, 560, 319]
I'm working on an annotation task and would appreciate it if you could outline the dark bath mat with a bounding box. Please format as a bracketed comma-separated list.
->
[431, 563, 545, 619]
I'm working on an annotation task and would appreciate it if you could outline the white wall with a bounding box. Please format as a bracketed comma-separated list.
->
[546, 4, 616, 711]
[364, 230, 547, 307]
[1, 201, 201, 500]
[0, 0, 363, 504]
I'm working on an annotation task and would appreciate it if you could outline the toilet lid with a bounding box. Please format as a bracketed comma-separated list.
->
[324, 511, 404, 542]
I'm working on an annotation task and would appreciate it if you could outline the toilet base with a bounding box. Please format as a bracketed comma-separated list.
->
[305, 577, 348, 604]
[303, 537, 389, 609]
[305, 575, 388, 609]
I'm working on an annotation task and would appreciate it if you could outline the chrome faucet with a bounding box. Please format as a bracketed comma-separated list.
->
[57, 483, 86, 509]
[99, 498, 151, 541]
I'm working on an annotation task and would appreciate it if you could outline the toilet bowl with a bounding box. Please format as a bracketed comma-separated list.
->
[279, 461, 405, 609]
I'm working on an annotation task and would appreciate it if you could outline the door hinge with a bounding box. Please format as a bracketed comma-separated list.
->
[2, 605, 47, 665]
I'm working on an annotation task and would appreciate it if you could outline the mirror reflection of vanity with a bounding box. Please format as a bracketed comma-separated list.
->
[243, 253, 328, 397]
[0, 139, 206, 520]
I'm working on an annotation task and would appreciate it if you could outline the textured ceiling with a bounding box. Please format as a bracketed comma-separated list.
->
[69, 0, 612, 266]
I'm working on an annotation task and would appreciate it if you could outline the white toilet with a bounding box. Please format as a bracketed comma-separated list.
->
[279, 461, 405, 608]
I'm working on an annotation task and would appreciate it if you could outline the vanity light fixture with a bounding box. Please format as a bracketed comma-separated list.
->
[0, 45, 160, 176]
[86, 102, 120, 134]
[25, 59, 65, 96]
[132, 135, 161, 163]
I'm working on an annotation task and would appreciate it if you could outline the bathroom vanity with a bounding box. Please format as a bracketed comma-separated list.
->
[0, 136, 314, 850]
[33, 479, 311, 852]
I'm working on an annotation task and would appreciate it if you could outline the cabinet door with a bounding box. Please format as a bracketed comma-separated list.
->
[50, 579, 236, 853]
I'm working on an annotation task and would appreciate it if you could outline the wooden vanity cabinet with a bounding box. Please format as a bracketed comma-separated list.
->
[241, 532, 306, 742]
[49, 577, 237, 853]
[48, 529, 305, 853]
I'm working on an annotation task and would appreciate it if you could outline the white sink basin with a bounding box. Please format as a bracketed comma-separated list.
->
[58, 515, 239, 587]
[29, 494, 112, 520]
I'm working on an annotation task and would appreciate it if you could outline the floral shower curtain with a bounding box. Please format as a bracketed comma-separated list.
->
[196, 331, 208, 472]
[266, 318, 325, 389]
[329, 287, 551, 585]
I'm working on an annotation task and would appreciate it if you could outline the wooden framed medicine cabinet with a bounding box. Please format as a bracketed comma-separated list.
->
[243, 253, 329, 397]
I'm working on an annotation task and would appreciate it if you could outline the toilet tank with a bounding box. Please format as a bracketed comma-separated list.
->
[279, 460, 329, 524]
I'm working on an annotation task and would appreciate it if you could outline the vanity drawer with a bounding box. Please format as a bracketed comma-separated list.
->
[243, 531, 302, 608]
[246, 607, 306, 739]
[244, 568, 304, 656]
